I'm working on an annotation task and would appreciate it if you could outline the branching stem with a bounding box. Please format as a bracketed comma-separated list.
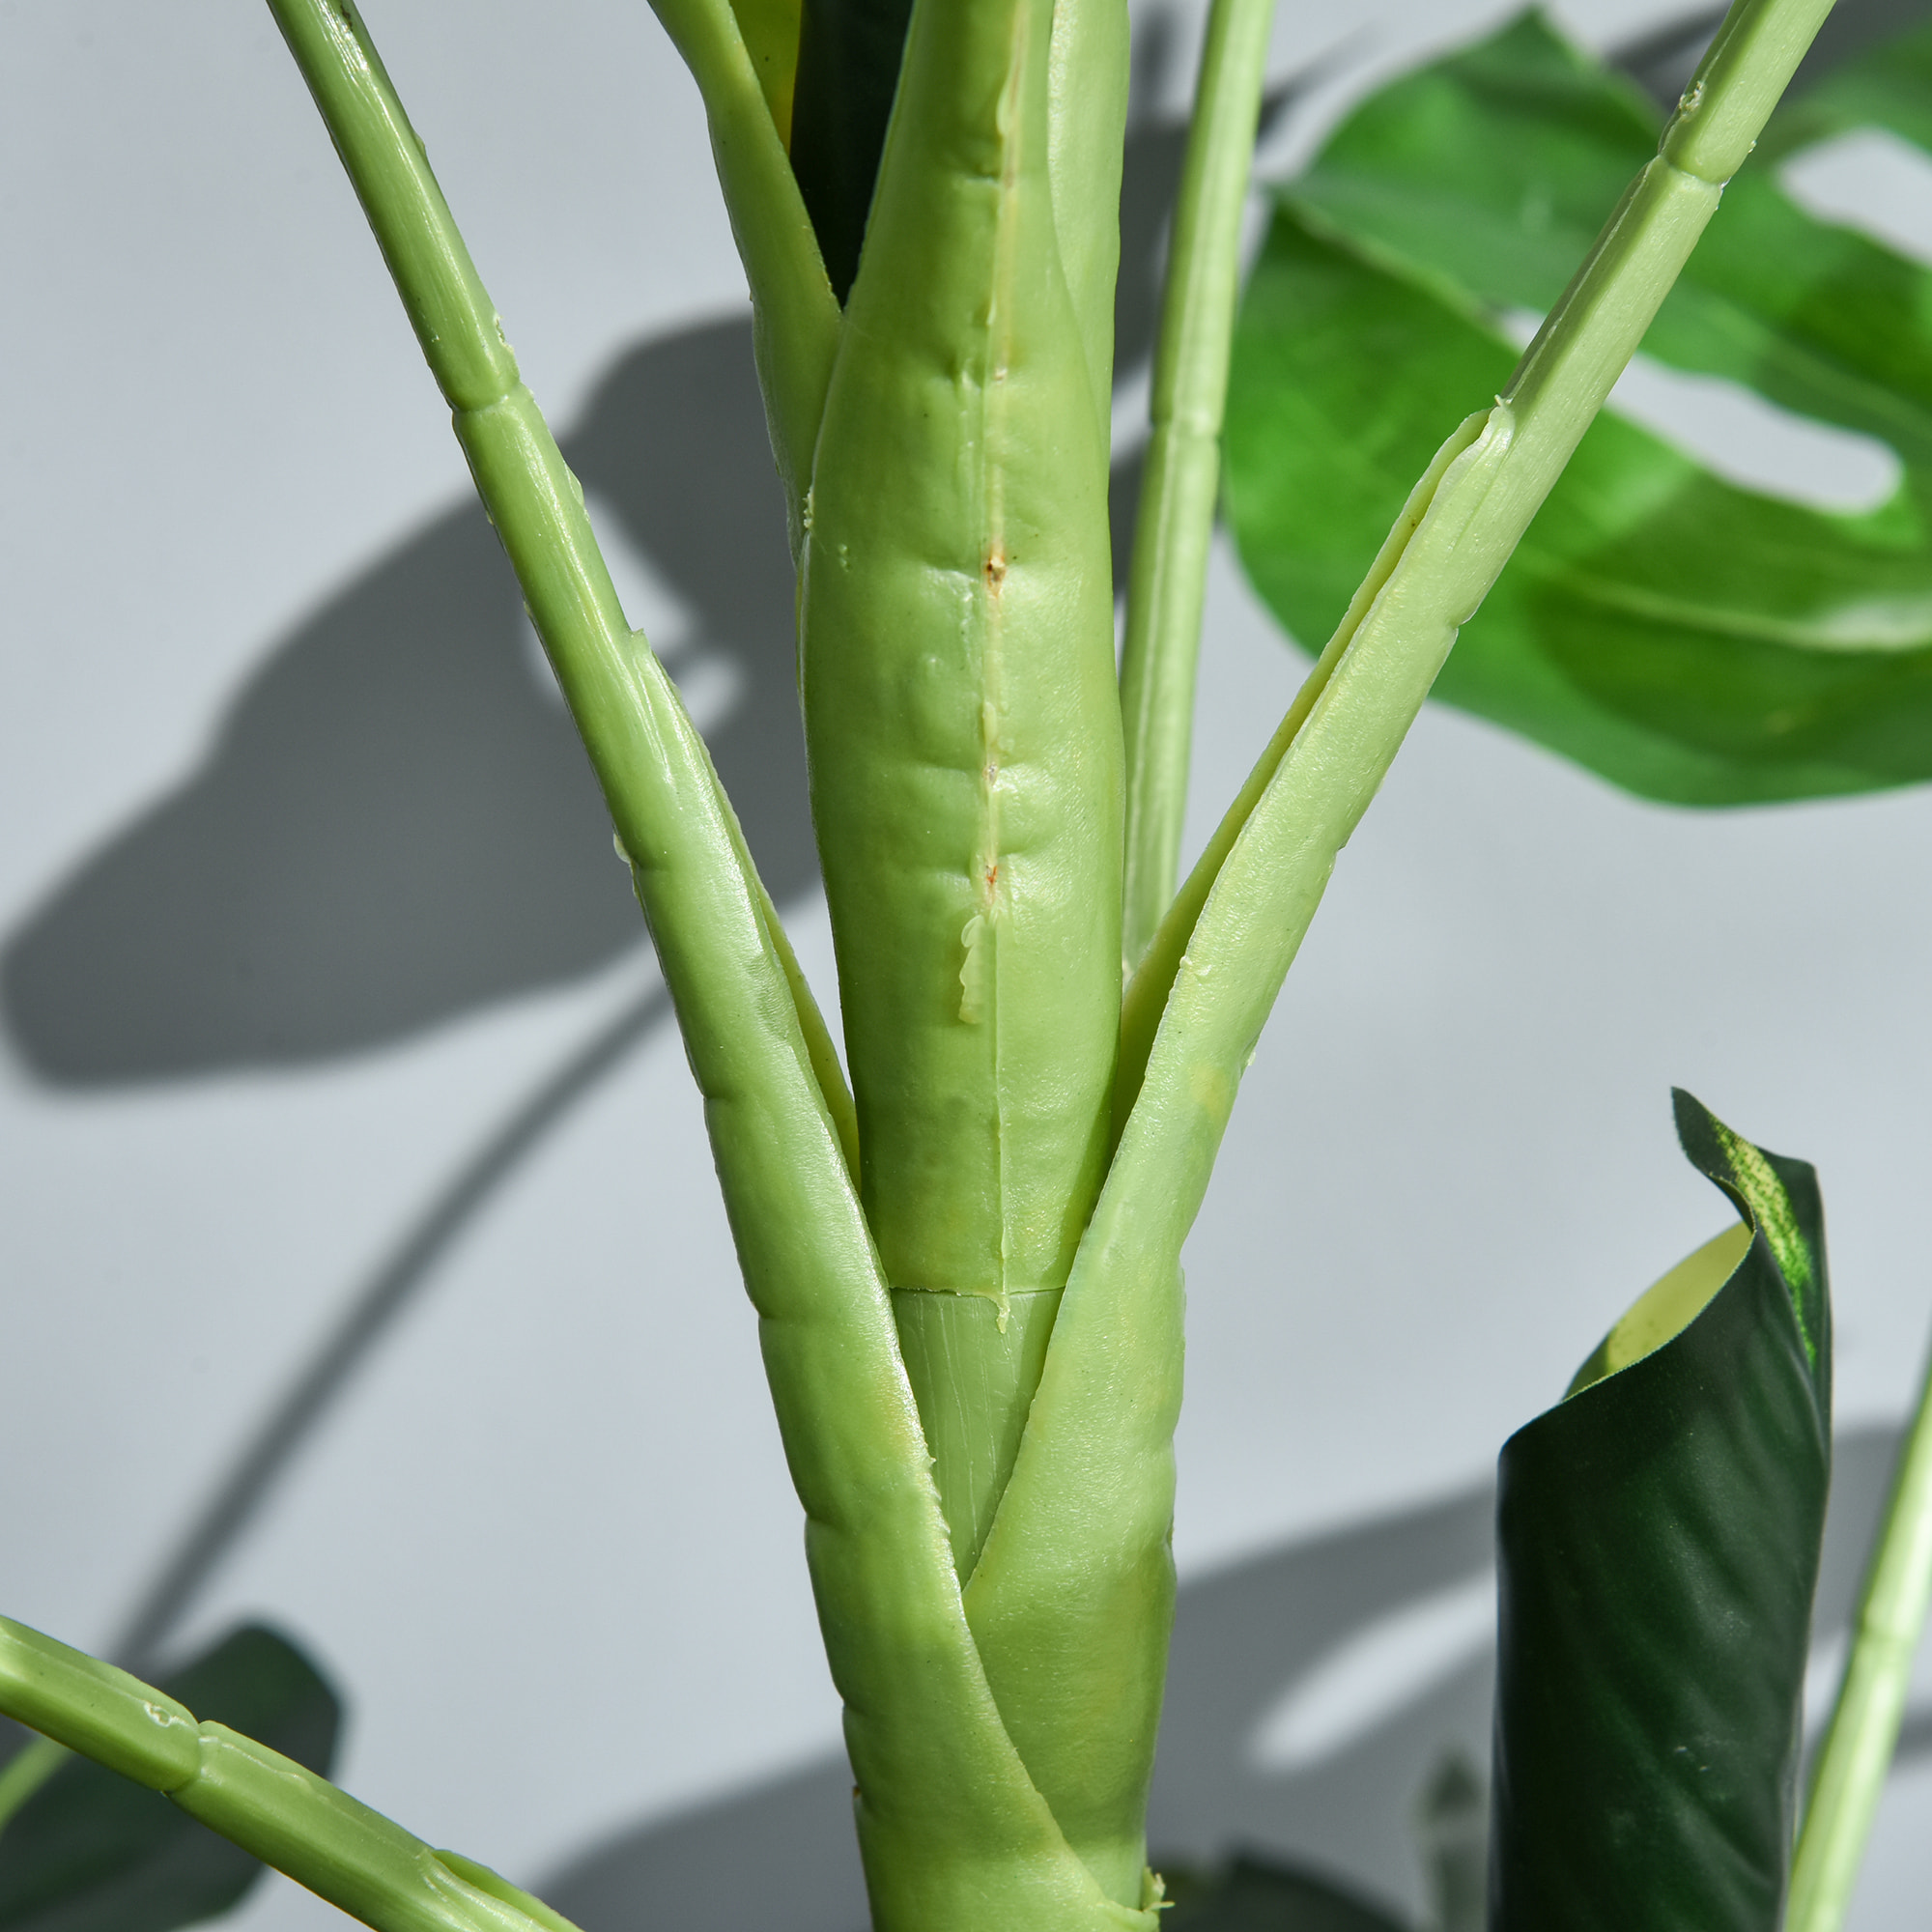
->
[1115, 0, 1836, 1138]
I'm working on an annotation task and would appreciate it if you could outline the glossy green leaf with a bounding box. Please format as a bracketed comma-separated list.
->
[1226, 10, 1932, 805]
[0, 1626, 339, 1932]
[1490, 1092, 1831, 1931]
[1159, 1854, 1407, 1931]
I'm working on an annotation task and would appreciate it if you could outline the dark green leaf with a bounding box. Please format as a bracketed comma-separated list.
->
[789, 0, 914, 301]
[1490, 1092, 1831, 1932]
[1225, 10, 1932, 805]
[1159, 1853, 1408, 1932]
[0, 1626, 340, 1932]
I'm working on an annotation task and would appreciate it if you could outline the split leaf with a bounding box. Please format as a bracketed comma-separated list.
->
[1226, 11, 1932, 805]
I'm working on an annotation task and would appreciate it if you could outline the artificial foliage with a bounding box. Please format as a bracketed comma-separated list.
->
[6, 1, 1932, 1929]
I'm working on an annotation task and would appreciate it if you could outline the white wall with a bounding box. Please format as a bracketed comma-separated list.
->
[4, 1, 1931, 1926]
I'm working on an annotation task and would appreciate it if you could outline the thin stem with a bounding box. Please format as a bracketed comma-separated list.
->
[0, 1616, 576, 1932]
[1113, 0, 1835, 1134]
[1787, 1334, 1932, 1932]
[1117, 0, 1277, 968]
[262, 0, 855, 1170]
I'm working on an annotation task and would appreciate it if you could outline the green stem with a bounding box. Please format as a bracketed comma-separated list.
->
[1787, 1334, 1932, 1932]
[0, 1617, 577, 1932]
[970, 5, 1833, 1892]
[263, 0, 856, 1173]
[1114, 0, 1836, 1135]
[1117, 0, 1277, 968]
[1047, 0, 1132, 431]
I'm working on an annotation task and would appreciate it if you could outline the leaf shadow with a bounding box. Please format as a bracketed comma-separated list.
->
[0, 316, 800, 1082]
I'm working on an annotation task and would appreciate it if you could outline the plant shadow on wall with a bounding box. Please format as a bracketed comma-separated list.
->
[0, 8, 1203, 1087]
[6, 0, 1932, 1924]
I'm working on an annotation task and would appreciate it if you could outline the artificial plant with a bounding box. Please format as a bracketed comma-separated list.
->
[4, 0, 1932, 1928]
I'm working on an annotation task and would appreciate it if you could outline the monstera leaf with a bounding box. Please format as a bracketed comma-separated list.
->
[1226, 10, 1932, 805]
[1491, 1093, 1831, 1930]
[0, 1625, 340, 1932]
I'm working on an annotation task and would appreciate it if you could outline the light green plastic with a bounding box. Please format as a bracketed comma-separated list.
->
[800, 0, 1124, 1308]
[0, 1616, 199, 1794]
[894, 1286, 1065, 1577]
[1119, 0, 1279, 967]
[1789, 1332, 1932, 1932]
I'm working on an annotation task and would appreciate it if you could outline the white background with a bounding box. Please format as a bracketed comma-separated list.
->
[5, 0, 1932, 1925]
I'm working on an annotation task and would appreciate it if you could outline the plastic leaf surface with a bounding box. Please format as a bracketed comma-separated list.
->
[1226, 11, 1932, 805]
[0, 1626, 339, 1932]
[1490, 1092, 1831, 1931]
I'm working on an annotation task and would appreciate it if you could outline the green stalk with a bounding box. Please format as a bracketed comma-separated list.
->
[262, 0, 854, 1173]
[1047, 0, 1132, 429]
[0, 1617, 578, 1932]
[725, 0, 803, 137]
[1114, 0, 1837, 1134]
[1787, 1335, 1932, 1932]
[798, 0, 1131, 1745]
[1117, 0, 1278, 968]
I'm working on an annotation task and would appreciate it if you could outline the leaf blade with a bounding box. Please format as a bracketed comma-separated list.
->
[1490, 1093, 1831, 1932]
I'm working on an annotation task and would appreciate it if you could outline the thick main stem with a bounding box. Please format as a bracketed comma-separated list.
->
[268, 10, 1152, 1929]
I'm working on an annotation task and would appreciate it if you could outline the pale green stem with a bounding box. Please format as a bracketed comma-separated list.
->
[1787, 1335, 1932, 1932]
[263, 0, 856, 1174]
[1114, 0, 1836, 1132]
[1117, 0, 1278, 969]
[0, 1616, 578, 1932]
[0, 1733, 69, 1832]
[648, 0, 841, 550]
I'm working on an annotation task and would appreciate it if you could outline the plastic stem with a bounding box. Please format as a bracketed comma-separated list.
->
[1788, 1333, 1932, 1932]
[1114, 0, 1836, 1133]
[1117, 0, 1278, 968]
